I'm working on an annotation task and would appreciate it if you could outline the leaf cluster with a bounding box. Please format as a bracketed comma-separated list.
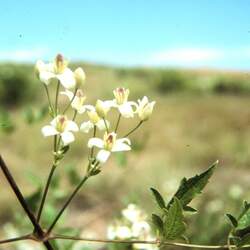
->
[150, 161, 218, 242]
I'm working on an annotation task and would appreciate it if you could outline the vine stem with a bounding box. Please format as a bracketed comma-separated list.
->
[0, 155, 54, 250]
[46, 174, 90, 234]
[123, 121, 143, 137]
[0, 234, 31, 245]
[49, 235, 250, 249]
[115, 113, 121, 132]
[36, 164, 57, 223]
[62, 88, 78, 114]
[43, 85, 54, 114]
[103, 118, 109, 132]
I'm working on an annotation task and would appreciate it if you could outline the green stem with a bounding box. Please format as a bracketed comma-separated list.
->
[36, 164, 57, 223]
[46, 174, 90, 234]
[90, 126, 97, 159]
[44, 85, 54, 114]
[123, 121, 143, 137]
[115, 113, 121, 133]
[72, 110, 77, 121]
[62, 88, 78, 114]
[53, 81, 60, 153]
[103, 118, 109, 132]
[48, 234, 250, 249]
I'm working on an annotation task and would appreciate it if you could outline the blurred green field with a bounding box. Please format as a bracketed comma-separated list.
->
[1, 63, 250, 248]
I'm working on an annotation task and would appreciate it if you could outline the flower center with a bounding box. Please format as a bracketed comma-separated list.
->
[56, 115, 67, 132]
[55, 54, 67, 74]
[104, 132, 116, 151]
[113, 87, 129, 105]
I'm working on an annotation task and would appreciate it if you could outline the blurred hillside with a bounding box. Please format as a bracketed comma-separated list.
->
[1, 63, 250, 248]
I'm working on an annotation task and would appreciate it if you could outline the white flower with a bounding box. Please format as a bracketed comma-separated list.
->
[107, 225, 132, 239]
[132, 221, 151, 238]
[74, 67, 86, 87]
[42, 115, 78, 145]
[35, 54, 76, 89]
[122, 204, 143, 223]
[95, 100, 111, 118]
[80, 109, 109, 133]
[137, 96, 156, 121]
[88, 132, 131, 163]
[61, 89, 92, 114]
[108, 87, 137, 118]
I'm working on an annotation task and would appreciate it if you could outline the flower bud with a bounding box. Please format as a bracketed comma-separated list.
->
[74, 67, 86, 87]
[113, 87, 129, 105]
[137, 96, 155, 121]
[95, 100, 110, 118]
[87, 110, 100, 124]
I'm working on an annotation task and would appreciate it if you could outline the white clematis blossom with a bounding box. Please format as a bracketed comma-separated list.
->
[88, 132, 131, 163]
[80, 109, 109, 133]
[108, 87, 137, 118]
[35, 54, 76, 89]
[137, 96, 156, 121]
[42, 115, 79, 145]
[60, 89, 92, 114]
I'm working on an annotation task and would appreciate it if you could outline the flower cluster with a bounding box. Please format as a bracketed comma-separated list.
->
[107, 204, 156, 250]
[37, 54, 155, 165]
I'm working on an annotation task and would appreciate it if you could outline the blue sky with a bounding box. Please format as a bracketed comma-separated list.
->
[0, 0, 249, 69]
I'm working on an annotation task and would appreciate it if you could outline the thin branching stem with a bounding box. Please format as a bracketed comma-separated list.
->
[47, 174, 90, 234]
[90, 125, 97, 158]
[49, 235, 250, 249]
[123, 121, 143, 137]
[62, 88, 78, 114]
[0, 155, 54, 250]
[103, 118, 109, 132]
[115, 113, 121, 133]
[43, 85, 54, 114]
[36, 164, 57, 223]
[0, 234, 31, 245]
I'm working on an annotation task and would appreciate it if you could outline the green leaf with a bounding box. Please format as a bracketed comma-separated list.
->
[152, 213, 164, 233]
[150, 187, 166, 209]
[226, 213, 238, 228]
[183, 206, 197, 213]
[164, 197, 186, 240]
[168, 161, 218, 209]
[237, 233, 250, 247]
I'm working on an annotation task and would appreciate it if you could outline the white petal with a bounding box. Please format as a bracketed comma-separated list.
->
[60, 90, 74, 101]
[88, 138, 104, 148]
[117, 138, 131, 145]
[61, 131, 75, 145]
[39, 71, 55, 85]
[41, 125, 59, 137]
[112, 141, 131, 152]
[96, 149, 111, 163]
[118, 103, 134, 118]
[77, 106, 87, 114]
[65, 120, 79, 132]
[57, 68, 76, 89]
[84, 105, 95, 111]
[96, 119, 108, 130]
[80, 121, 94, 133]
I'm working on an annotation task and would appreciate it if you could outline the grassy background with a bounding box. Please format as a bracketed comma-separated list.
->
[1, 63, 250, 248]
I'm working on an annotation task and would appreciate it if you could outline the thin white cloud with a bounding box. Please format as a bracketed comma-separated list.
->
[0, 48, 49, 62]
[148, 48, 223, 67]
